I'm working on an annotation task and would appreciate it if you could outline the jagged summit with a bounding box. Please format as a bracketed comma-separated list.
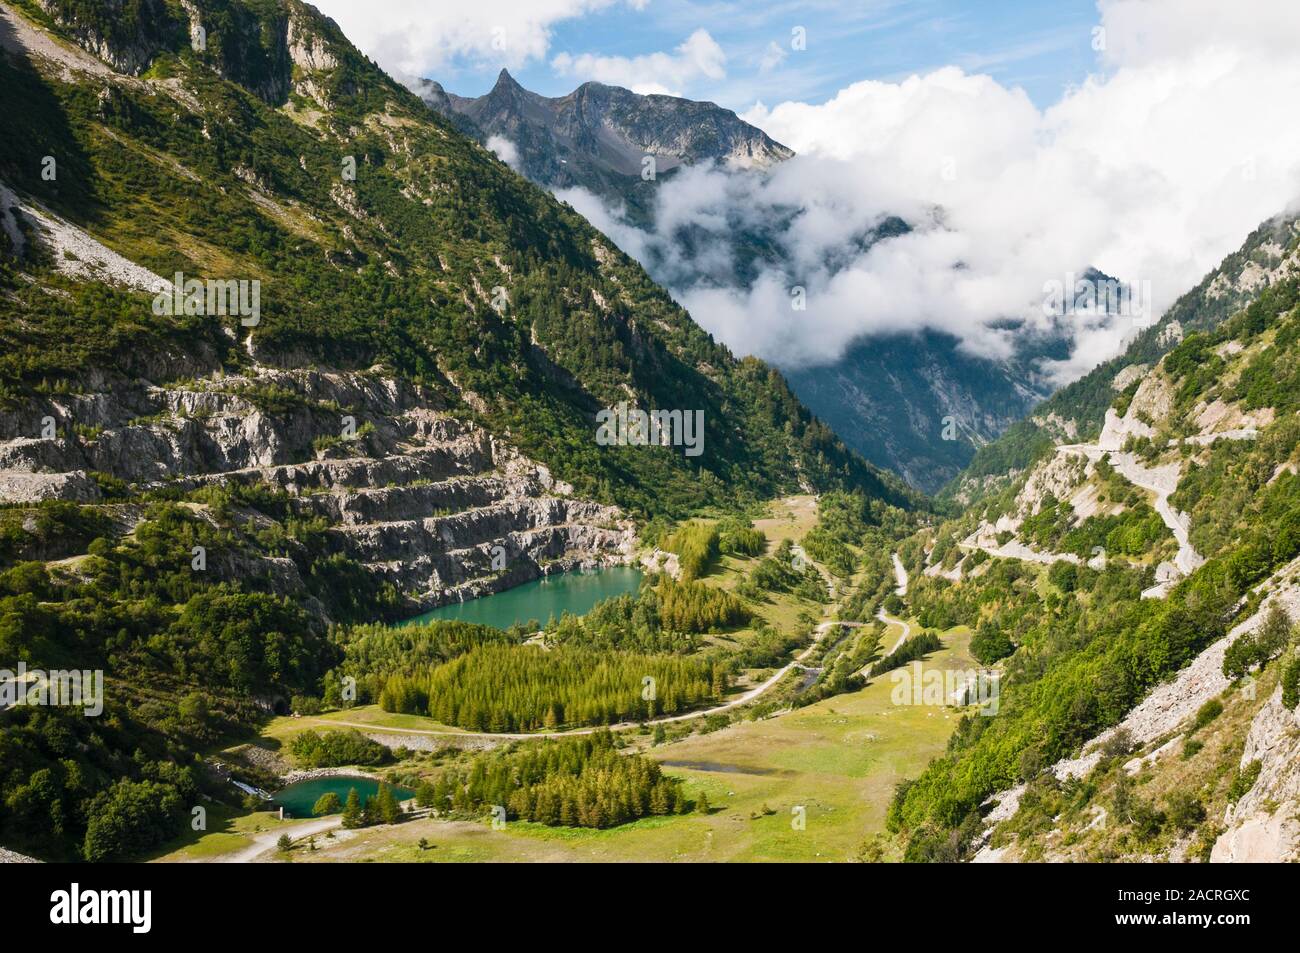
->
[416, 67, 1102, 493]
[417, 69, 793, 189]
[492, 67, 523, 91]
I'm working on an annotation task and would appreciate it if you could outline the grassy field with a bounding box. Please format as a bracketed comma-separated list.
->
[166, 496, 975, 863]
[260, 707, 471, 742]
[146, 806, 324, 862]
[270, 623, 975, 863]
[693, 495, 831, 652]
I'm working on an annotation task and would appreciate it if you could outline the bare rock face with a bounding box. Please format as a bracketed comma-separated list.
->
[421, 69, 794, 187]
[286, 11, 337, 73]
[0, 846, 40, 863]
[1211, 685, 1300, 863]
[0, 362, 635, 611]
[1126, 372, 1174, 428]
[36, 0, 172, 75]
[974, 571, 1300, 862]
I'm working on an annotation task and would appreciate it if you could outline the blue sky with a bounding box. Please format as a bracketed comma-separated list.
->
[439, 0, 1102, 111]
[311, 0, 1300, 383]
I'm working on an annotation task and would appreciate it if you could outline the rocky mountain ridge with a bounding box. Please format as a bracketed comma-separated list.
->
[419, 67, 1074, 493]
[419, 69, 792, 201]
[946, 212, 1300, 504]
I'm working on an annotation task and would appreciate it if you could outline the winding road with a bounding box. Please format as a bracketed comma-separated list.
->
[866, 553, 914, 667]
[1059, 444, 1205, 575]
[216, 815, 344, 864]
[288, 548, 916, 743]
[877, 610, 913, 657]
[210, 547, 915, 860]
[956, 442, 1208, 588]
[891, 552, 909, 596]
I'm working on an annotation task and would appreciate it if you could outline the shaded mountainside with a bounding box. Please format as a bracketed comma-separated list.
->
[419, 69, 1067, 493]
[0, 0, 918, 862]
[786, 330, 1051, 493]
[418, 68, 792, 227]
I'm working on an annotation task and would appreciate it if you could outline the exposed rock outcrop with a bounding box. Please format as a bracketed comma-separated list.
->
[0, 361, 635, 611]
[974, 561, 1300, 862]
[1211, 685, 1300, 862]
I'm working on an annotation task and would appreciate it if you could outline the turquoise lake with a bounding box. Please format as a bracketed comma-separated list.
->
[403, 566, 644, 630]
[272, 776, 414, 819]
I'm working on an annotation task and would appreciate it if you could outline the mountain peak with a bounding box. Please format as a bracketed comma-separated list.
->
[426, 70, 793, 186]
[492, 68, 524, 93]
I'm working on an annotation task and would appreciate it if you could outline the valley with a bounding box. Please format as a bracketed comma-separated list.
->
[0, 0, 1298, 878]
[152, 496, 980, 864]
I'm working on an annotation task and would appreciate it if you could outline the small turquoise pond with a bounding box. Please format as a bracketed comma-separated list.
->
[272, 776, 414, 819]
[403, 566, 643, 630]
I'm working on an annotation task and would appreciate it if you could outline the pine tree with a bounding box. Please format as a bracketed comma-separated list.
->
[650, 784, 669, 815]
[376, 783, 401, 825]
[341, 787, 363, 829]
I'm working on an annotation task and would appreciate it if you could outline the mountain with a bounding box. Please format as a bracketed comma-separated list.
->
[945, 212, 1300, 505]
[882, 211, 1300, 862]
[419, 70, 1067, 492]
[785, 330, 1053, 493]
[418, 69, 792, 225]
[0, 0, 917, 860]
[3, 0, 1296, 869]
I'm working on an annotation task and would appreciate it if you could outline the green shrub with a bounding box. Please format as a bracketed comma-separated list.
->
[1188, 698, 1223, 735]
[1282, 656, 1300, 710]
[1165, 791, 1206, 833]
[970, 622, 1014, 665]
[312, 792, 342, 816]
[288, 729, 389, 768]
[1227, 760, 1262, 803]
[291, 695, 323, 715]
[1223, 606, 1293, 678]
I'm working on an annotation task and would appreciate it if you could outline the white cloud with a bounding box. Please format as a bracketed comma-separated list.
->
[567, 0, 1300, 384]
[758, 41, 787, 73]
[310, 0, 636, 80]
[551, 29, 726, 96]
[486, 135, 521, 169]
[554, 187, 650, 262]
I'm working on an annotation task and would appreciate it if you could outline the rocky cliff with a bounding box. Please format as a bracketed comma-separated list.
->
[0, 351, 633, 610]
[419, 69, 792, 199]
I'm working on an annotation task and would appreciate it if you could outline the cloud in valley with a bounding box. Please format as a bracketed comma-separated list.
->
[559, 0, 1300, 384]
[486, 135, 522, 170]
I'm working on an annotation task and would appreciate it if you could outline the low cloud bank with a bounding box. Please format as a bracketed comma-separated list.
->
[557, 0, 1300, 385]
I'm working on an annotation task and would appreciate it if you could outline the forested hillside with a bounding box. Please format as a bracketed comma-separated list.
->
[0, 0, 912, 517]
[881, 262, 1300, 862]
[944, 214, 1300, 505]
[0, 0, 915, 862]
